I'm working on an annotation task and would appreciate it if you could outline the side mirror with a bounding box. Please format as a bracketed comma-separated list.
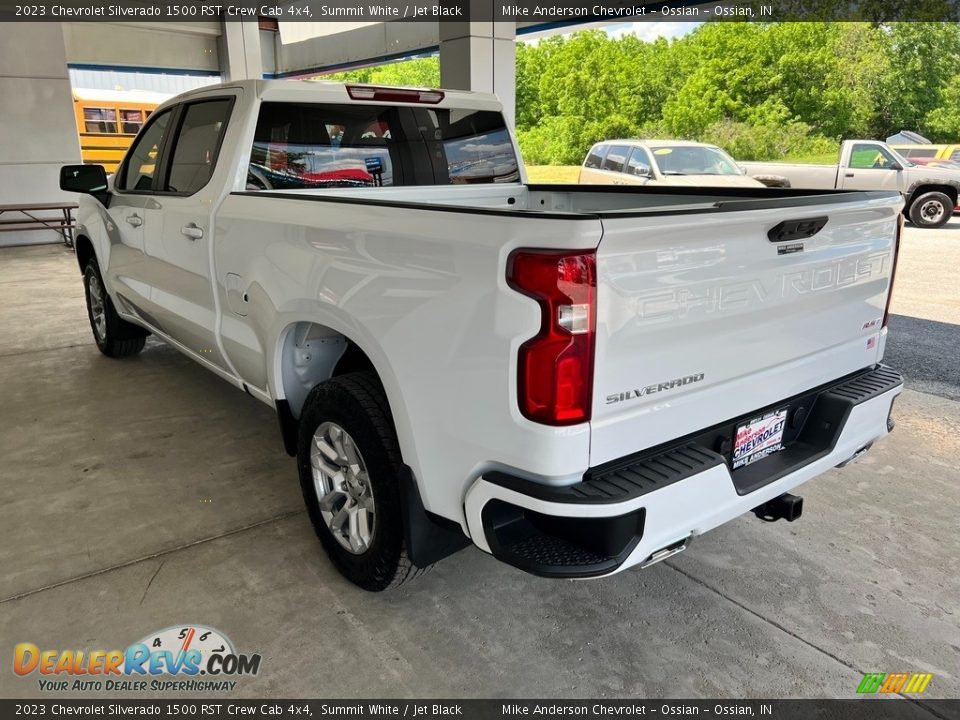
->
[890, 161, 903, 171]
[60, 164, 109, 195]
[60, 164, 110, 206]
[632, 163, 653, 178]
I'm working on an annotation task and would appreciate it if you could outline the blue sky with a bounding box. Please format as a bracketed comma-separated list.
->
[520, 21, 701, 44]
[604, 21, 702, 40]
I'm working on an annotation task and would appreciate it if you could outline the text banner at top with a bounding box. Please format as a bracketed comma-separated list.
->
[1, 0, 959, 22]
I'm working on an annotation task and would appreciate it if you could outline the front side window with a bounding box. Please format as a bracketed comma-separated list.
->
[849, 144, 898, 170]
[165, 99, 232, 194]
[247, 102, 519, 191]
[118, 109, 172, 192]
[625, 147, 652, 176]
[84, 107, 117, 134]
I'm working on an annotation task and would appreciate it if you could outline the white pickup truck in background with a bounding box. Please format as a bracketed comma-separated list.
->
[60, 80, 903, 591]
[742, 139, 960, 228]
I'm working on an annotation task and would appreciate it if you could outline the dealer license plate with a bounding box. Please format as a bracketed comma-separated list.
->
[732, 408, 788, 469]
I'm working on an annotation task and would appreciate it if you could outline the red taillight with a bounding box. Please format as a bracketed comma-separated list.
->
[507, 249, 597, 426]
[883, 214, 904, 328]
[346, 85, 444, 104]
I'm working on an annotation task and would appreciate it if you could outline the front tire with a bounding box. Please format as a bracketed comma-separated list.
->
[908, 191, 953, 229]
[297, 372, 428, 591]
[83, 259, 147, 358]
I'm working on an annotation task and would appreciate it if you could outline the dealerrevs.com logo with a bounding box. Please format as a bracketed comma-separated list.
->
[13, 625, 261, 692]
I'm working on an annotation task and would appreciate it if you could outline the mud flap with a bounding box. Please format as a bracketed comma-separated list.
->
[399, 465, 470, 568]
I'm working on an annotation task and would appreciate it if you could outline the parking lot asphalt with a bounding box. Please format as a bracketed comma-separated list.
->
[0, 222, 958, 703]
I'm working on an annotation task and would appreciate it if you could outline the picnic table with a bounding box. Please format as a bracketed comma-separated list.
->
[0, 202, 79, 248]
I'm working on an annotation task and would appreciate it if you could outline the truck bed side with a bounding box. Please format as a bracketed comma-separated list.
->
[741, 161, 841, 189]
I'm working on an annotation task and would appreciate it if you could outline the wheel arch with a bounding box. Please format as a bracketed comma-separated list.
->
[906, 183, 958, 209]
[270, 318, 413, 464]
[74, 234, 95, 274]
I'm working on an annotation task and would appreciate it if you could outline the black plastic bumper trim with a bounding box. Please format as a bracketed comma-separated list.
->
[481, 500, 645, 579]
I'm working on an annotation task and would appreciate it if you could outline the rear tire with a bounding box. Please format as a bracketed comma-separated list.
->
[297, 372, 430, 591]
[83, 259, 148, 358]
[908, 191, 953, 229]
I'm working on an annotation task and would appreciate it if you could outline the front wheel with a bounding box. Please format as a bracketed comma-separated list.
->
[83, 259, 148, 358]
[908, 191, 953, 229]
[297, 372, 429, 591]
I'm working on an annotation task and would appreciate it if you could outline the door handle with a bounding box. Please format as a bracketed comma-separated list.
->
[125, 215, 142, 227]
[845, 173, 855, 178]
[181, 223, 204, 240]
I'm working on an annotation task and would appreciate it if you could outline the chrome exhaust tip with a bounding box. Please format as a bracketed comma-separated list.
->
[836, 442, 873, 468]
[640, 536, 690, 569]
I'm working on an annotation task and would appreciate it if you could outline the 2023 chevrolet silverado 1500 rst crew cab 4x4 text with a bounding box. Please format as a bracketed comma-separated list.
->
[60, 80, 904, 591]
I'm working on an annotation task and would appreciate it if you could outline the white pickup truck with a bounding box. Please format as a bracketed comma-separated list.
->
[742, 139, 960, 229]
[60, 80, 904, 591]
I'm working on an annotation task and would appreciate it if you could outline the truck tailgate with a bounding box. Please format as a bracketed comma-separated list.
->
[590, 194, 902, 467]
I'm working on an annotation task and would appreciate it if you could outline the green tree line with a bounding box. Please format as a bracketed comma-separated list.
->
[326, 22, 960, 164]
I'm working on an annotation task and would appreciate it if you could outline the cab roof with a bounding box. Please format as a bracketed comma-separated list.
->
[153, 79, 502, 114]
[597, 139, 722, 149]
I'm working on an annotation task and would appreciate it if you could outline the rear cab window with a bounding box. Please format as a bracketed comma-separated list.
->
[247, 102, 519, 190]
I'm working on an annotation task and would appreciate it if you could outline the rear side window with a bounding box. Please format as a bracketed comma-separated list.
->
[584, 145, 607, 169]
[602, 145, 629, 173]
[247, 102, 519, 190]
[165, 99, 232, 194]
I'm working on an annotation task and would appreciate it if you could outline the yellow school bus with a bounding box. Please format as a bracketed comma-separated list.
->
[73, 89, 170, 173]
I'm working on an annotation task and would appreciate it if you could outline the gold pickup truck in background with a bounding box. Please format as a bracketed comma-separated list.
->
[578, 139, 767, 188]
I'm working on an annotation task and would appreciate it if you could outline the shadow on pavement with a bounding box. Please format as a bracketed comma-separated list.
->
[884, 313, 960, 401]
